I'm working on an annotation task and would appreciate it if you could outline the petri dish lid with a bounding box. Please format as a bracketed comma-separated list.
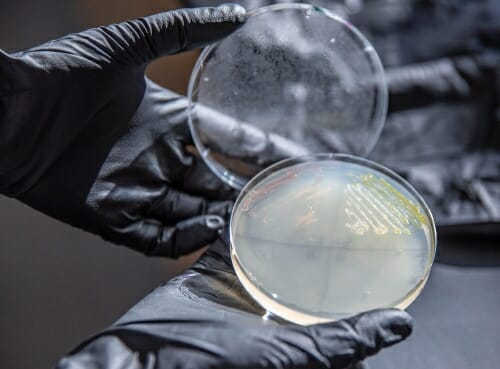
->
[188, 3, 388, 190]
[230, 154, 437, 325]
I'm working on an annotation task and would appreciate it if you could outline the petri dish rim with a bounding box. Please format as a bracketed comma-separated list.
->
[187, 3, 388, 190]
[229, 153, 437, 325]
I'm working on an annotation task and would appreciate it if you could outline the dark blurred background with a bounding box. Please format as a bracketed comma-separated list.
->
[0, 1, 202, 369]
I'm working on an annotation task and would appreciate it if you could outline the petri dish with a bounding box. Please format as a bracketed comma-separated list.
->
[230, 154, 436, 325]
[188, 3, 387, 190]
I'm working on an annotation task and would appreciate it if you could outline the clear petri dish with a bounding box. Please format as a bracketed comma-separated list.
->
[230, 154, 436, 325]
[188, 3, 387, 190]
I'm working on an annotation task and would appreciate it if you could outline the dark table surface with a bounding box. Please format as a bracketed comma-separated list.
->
[368, 225, 500, 369]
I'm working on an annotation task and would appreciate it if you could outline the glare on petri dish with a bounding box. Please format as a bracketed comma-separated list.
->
[230, 157, 435, 325]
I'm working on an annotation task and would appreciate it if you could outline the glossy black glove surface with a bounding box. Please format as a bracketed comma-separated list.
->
[0, 5, 245, 256]
[57, 237, 412, 369]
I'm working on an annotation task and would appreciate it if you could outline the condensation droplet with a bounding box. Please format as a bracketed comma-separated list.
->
[330, 38, 336, 43]
[203, 77, 210, 82]
[272, 293, 278, 299]
[284, 82, 308, 102]
[305, 9, 312, 18]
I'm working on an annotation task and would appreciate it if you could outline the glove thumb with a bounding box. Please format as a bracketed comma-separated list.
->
[306, 309, 412, 368]
[92, 4, 246, 65]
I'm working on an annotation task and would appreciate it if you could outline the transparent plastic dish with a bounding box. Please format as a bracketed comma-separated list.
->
[230, 154, 436, 325]
[188, 3, 387, 190]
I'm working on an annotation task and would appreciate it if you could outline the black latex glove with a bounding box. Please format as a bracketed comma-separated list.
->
[0, 5, 246, 257]
[57, 236, 412, 369]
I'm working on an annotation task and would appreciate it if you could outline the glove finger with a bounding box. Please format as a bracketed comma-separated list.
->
[151, 215, 225, 258]
[312, 309, 412, 368]
[282, 309, 412, 369]
[144, 4, 246, 56]
[147, 186, 233, 221]
[152, 118, 238, 201]
[193, 104, 310, 163]
[100, 4, 246, 65]
[103, 213, 224, 258]
[179, 156, 239, 201]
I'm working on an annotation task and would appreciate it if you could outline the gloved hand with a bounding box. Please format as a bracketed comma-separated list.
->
[0, 5, 246, 257]
[57, 235, 412, 369]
